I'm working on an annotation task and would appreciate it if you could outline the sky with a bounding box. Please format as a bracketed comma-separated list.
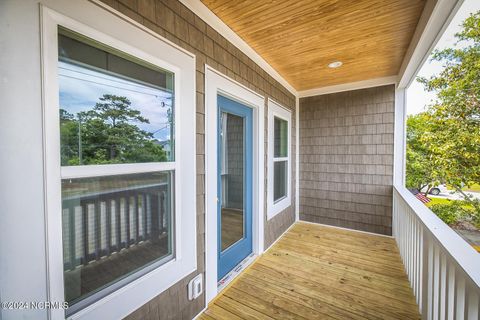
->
[406, 0, 480, 115]
[58, 61, 174, 141]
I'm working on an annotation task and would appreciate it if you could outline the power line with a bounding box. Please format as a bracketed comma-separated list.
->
[59, 65, 173, 99]
[59, 72, 174, 101]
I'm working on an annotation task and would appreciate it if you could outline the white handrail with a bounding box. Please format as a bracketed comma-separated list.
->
[393, 184, 480, 319]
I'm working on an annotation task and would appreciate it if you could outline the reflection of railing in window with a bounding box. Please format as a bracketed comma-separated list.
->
[62, 184, 169, 271]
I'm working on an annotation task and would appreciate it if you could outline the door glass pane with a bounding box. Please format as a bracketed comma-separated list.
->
[220, 112, 245, 251]
[274, 116, 288, 157]
[61, 171, 173, 307]
[274, 160, 287, 202]
[58, 27, 175, 165]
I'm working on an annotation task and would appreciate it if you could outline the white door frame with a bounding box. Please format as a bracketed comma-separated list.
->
[204, 65, 265, 303]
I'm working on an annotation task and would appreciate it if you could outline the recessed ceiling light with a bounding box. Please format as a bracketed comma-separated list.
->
[328, 61, 343, 68]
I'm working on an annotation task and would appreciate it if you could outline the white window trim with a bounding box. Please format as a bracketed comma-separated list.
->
[204, 65, 265, 304]
[267, 98, 292, 220]
[40, 2, 196, 320]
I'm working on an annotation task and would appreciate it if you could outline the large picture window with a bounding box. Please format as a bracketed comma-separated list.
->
[267, 99, 292, 219]
[41, 5, 196, 316]
[58, 28, 177, 313]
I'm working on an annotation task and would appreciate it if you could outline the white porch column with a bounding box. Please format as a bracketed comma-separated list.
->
[393, 88, 407, 188]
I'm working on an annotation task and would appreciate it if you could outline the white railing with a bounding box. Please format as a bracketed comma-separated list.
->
[393, 185, 480, 320]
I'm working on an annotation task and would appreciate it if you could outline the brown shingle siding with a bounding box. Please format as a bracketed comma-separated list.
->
[118, 2, 143, 23]
[118, 0, 137, 11]
[299, 85, 395, 236]
[137, 0, 156, 22]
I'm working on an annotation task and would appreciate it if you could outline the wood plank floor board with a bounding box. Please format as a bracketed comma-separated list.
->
[273, 239, 409, 280]
[257, 254, 417, 305]
[292, 222, 395, 244]
[284, 229, 403, 259]
[224, 287, 305, 320]
[204, 304, 244, 320]
[258, 253, 416, 299]
[276, 235, 406, 271]
[272, 242, 406, 280]
[239, 272, 363, 320]
[277, 238, 404, 266]
[294, 223, 397, 245]
[283, 228, 402, 259]
[293, 223, 399, 249]
[231, 280, 333, 320]
[267, 248, 412, 289]
[214, 295, 276, 320]
[277, 237, 404, 270]
[197, 314, 215, 320]
[248, 262, 419, 319]
[245, 265, 415, 320]
[201, 222, 420, 320]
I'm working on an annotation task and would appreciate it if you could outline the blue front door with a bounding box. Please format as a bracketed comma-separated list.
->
[217, 95, 253, 280]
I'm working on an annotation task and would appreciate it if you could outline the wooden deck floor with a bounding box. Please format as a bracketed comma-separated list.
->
[199, 222, 420, 320]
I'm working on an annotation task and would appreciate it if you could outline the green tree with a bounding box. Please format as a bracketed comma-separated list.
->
[405, 113, 439, 193]
[417, 11, 480, 215]
[60, 94, 167, 165]
[60, 109, 79, 165]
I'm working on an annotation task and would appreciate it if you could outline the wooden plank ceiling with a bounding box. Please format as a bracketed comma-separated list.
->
[201, 0, 426, 91]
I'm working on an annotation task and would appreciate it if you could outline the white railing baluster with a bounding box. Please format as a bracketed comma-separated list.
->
[456, 275, 466, 319]
[412, 212, 415, 280]
[393, 186, 480, 320]
[467, 285, 479, 320]
[447, 261, 455, 320]
[417, 229, 427, 314]
[414, 219, 419, 299]
[415, 222, 422, 302]
[428, 241, 435, 320]
[434, 245, 440, 319]
[419, 233, 431, 319]
[408, 209, 413, 282]
[440, 252, 447, 319]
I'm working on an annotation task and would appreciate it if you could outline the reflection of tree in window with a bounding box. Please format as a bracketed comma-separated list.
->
[60, 94, 168, 165]
[58, 28, 175, 166]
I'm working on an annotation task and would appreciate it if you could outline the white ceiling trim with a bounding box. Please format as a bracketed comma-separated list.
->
[397, 0, 463, 89]
[298, 76, 398, 98]
[178, 0, 298, 96]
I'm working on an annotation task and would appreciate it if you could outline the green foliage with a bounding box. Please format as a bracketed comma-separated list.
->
[425, 197, 452, 207]
[465, 183, 480, 192]
[428, 199, 478, 227]
[60, 94, 167, 165]
[405, 113, 439, 191]
[60, 110, 81, 165]
[429, 201, 464, 225]
[412, 11, 480, 217]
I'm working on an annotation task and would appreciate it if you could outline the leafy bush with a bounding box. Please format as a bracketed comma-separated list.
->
[469, 199, 480, 228]
[429, 201, 470, 225]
